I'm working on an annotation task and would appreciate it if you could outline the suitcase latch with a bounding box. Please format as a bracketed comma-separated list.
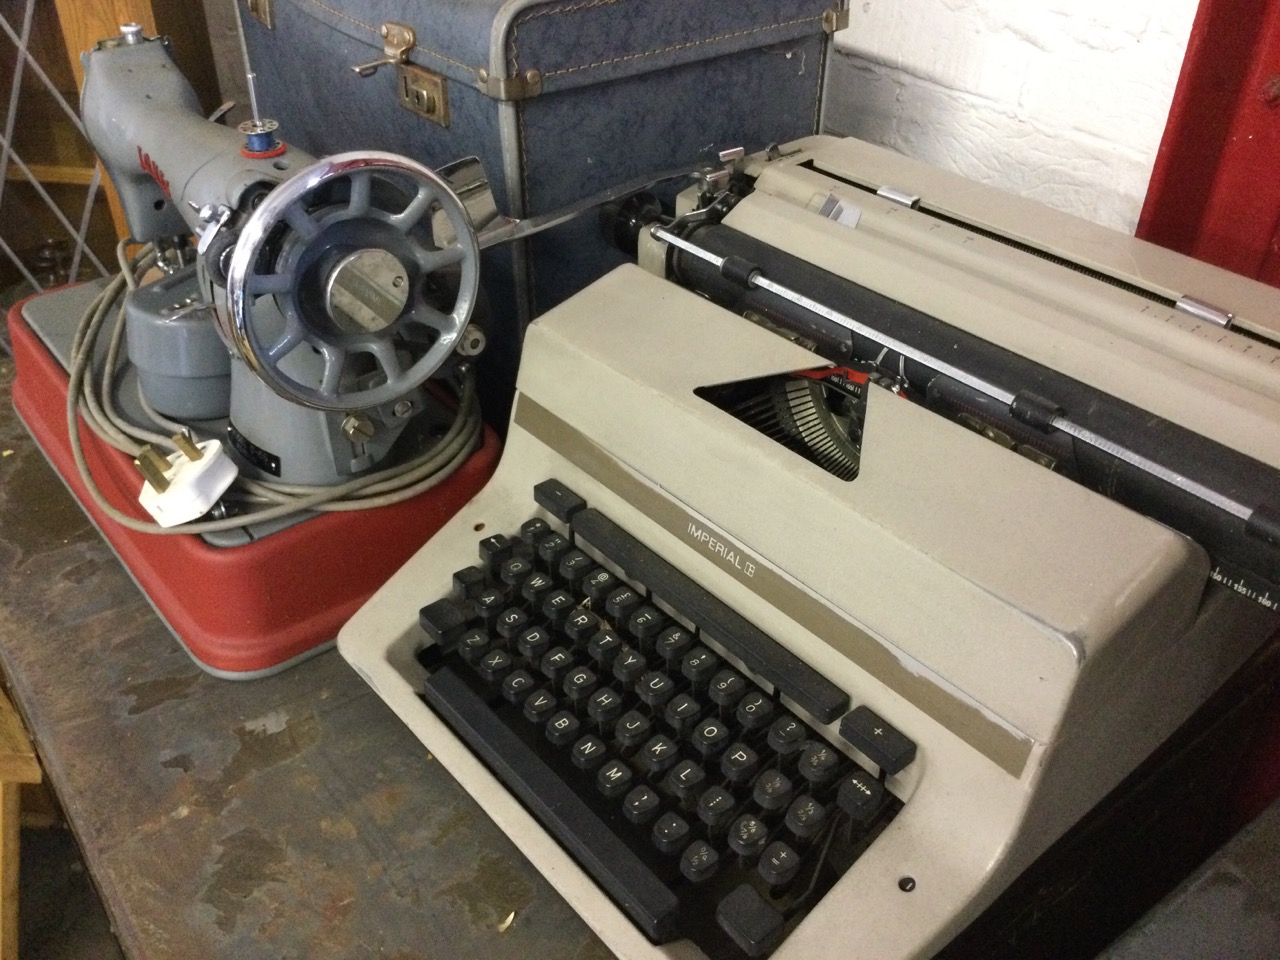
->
[352, 23, 416, 78]
[398, 64, 450, 127]
[351, 23, 450, 127]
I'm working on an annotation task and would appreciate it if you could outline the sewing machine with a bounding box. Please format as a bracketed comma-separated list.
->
[7, 25, 506, 675]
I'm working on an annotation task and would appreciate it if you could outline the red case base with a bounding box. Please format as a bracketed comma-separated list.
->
[8, 295, 500, 678]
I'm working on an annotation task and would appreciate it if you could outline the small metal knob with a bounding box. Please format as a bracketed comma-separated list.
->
[341, 414, 376, 443]
[120, 23, 144, 44]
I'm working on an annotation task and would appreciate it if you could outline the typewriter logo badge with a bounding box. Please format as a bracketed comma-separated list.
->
[687, 522, 756, 578]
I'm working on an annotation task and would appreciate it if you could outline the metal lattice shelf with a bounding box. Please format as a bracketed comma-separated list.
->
[0, 0, 109, 296]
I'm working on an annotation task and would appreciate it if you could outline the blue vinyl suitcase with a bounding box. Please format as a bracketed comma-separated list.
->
[240, 0, 844, 422]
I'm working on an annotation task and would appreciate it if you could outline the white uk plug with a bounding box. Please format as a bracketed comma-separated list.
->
[135, 433, 238, 528]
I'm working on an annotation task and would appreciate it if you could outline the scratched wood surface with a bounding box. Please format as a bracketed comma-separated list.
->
[0, 352, 612, 960]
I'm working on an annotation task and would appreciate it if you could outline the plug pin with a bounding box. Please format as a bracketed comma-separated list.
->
[172, 431, 203, 462]
[135, 446, 172, 493]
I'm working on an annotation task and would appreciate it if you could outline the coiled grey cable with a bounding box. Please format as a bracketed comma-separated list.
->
[66, 241, 482, 535]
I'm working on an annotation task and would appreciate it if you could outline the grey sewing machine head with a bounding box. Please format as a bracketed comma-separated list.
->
[81, 25, 485, 486]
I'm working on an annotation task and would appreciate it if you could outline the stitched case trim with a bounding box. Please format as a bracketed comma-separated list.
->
[510, 11, 825, 79]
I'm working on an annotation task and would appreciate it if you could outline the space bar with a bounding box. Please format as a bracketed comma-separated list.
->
[421, 665, 681, 942]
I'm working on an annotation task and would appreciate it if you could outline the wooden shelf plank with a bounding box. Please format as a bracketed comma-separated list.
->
[6, 163, 99, 187]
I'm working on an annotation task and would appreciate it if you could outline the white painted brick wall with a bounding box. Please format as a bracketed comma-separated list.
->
[824, 0, 1200, 233]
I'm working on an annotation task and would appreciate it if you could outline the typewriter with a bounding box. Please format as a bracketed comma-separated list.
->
[338, 136, 1280, 959]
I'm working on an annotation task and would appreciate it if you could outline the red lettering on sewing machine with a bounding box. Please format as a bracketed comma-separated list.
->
[137, 146, 171, 198]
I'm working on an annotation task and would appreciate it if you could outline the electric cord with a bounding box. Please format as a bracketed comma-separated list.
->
[66, 240, 483, 535]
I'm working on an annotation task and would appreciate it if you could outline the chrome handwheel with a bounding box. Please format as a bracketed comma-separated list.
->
[222, 151, 479, 411]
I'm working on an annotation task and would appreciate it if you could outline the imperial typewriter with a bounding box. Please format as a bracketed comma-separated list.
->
[338, 136, 1280, 959]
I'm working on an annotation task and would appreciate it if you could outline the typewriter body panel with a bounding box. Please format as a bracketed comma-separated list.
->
[339, 137, 1280, 959]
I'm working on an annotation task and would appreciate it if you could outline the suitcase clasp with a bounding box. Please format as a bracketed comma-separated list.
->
[352, 22, 416, 78]
[351, 22, 450, 126]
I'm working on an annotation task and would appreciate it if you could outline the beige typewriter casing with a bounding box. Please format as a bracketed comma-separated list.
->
[340, 137, 1280, 959]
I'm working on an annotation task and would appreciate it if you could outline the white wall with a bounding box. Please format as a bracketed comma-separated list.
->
[823, 0, 1200, 233]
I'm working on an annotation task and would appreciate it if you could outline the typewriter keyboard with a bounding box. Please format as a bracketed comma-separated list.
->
[415, 479, 907, 958]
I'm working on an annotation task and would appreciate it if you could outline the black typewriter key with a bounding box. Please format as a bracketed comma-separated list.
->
[539, 646, 574, 685]
[664, 759, 707, 801]
[457, 628, 491, 665]
[536, 532, 573, 569]
[452, 565, 488, 600]
[472, 587, 506, 630]
[597, 759, 634, 799]
[563, 666, 598, 705]
[477, 649, 513, 683]
[583, 567, 617, 604]
[654, 626, 695, 668]
[736, 690, 775, 731]
[501, 669, 536, 704]
[680, 839, 720, 884]
[682, 647, 720, 688]
[418, 598, 470, 649]
[721, 742, 761, 785]
[717, 884, 785, 958]
[639, 735, 679, 777]
[571, 734, 608, 772]
[785, 795, 829, 842]
[532, 478, 586, 524]
[495, 607, 529, 641]
[478, 533, 515, 572]
[615, 710, 652, 749]
[753, 769, 794, 812]
[758, 841, 801, 887]
[612, 646, 648, 685]
[517, 625, 552, 661]
[499, 555, 535, 587]
[839, 705, 917, 776]
[571, 505, 849, 723]
[520, 517, 551, 544]
[664, 693, 702, 737]
[623, 785, 661, 825]
[636, 671, 676, 709]
[588, 628, 624, 667]
[691, 718, 732, 758]
[563, 609, 601, 646]
[541, 589, 576, 625]
[837, 769, 886, 826]
[522, 689, 557, 725]
[606, 586, 644, 621]
[697, 786, 738, 830]
[728, 813, 769, 860]
[766, 715, 807, 757]
[557, 549, 595, 591]
[587, 687, 625, 727]
[546, 710, 581, 747]
[797, 740, 843, 786]
[652, 812, 692, 855]
[709, 669, 748, 710]
[520, 571, 556, 605]
[627, 605, 665, 645]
